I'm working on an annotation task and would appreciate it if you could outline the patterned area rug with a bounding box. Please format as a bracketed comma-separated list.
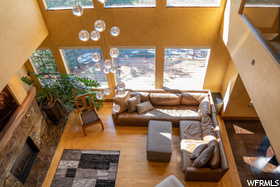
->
[51, 149, 120, 187]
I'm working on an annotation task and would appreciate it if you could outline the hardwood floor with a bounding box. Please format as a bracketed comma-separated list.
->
[42, 102, 241, 187]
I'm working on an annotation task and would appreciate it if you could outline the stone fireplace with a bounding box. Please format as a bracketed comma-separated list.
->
[11, 137, 39, 184]
[0, 87, 48, 186]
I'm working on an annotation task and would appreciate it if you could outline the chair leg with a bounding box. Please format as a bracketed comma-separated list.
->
[100, 119, 105, 130]
[82, 126, 87, 136]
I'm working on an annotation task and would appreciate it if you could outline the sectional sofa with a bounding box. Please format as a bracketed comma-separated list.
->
[112, 89, 229, 181]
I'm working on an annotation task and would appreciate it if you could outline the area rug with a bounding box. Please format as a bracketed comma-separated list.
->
[51, 149, 120, 187]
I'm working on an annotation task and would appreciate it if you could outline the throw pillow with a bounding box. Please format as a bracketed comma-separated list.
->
[198, 97, 211, 117]
[137, 101, 154, 114]
[127, 95, 141, 113]
[208, 140, 221, 169]
[130, 92, 150, 102]
[190, 143, 208, 160]
[181, 93, 200, 106]
[192, 145, 214, 168]
[113, 91, 130, 113]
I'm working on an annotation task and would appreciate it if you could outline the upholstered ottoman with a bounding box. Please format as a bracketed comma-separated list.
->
[147, 120, 172, 162]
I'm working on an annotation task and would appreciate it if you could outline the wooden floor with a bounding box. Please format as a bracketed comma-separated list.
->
[42, 102, 242, 187]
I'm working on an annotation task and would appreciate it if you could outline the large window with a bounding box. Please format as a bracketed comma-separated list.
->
[30, 49, 58, 85]
[167, 0, 221, 7]
[61, 48, 108, 88]
[105, 0, 156, 8]
[43, 0, 93, 10]
[115, 48, 155, 89]
[164, 48, 210, 90]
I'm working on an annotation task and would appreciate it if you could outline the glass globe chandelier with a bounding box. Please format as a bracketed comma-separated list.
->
[73, 0, 124, 104]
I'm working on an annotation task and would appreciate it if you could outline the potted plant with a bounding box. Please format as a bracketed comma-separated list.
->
[22, 73, 103, 125]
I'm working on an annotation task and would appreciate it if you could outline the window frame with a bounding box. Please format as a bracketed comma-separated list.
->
[163, 47, 211, 90]
[42, 0, 94, 10]
[166, 0, 221, 8]
[112, 46, 157, 89]
[59, 46, 110, 88]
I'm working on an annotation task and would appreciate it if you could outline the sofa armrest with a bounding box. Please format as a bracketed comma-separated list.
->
[112, 111, 120, 126]
[184, 167, 228, 181]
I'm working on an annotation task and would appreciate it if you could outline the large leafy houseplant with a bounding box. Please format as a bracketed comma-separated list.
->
[22, 73, 103, 124]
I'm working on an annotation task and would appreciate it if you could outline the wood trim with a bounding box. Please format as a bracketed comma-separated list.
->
[221, 115, 259, 120]
[239, 0, 246, 14]
[0, 86, 36, 151]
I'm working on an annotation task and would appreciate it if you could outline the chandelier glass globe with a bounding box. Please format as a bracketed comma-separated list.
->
[110, 26, 120, 37]
[91, 30, 100, 41]
[110, 66, 116, 73]
[72, 3, 83, 16]
[112, 103, 120, 113]
[110, 48, 120, 58]
[104, 59, 112, 69]
[94, 20, 106, 32]
[94, 62, 102, 71]
[117, 81, 126, 91]
[103, 67, 110, 74]
[79, 30, 90, 41]
[92, 52, 101, 62]
[96, 92, 104, 100]
[103, 88, 111, 96]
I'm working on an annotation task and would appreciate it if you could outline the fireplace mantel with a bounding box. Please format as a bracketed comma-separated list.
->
[0, 86, 36, 152]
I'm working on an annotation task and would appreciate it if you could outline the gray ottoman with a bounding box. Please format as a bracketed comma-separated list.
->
[147, 120, 172, 162]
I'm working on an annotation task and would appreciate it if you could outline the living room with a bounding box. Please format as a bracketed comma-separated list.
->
[0, 0, 280, 186]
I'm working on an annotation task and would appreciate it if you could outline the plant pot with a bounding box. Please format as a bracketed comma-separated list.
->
[40, 99, 67, 125]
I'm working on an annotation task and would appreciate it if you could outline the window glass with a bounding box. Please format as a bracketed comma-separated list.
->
[164, 48, 210, 90]
[114, 48, 156, 89]
[43, 0, 93, 10]
[167, 0, 221, 7]
[105, 0, 156, 8]
[61, 48, 108, 88]
[30, 49, 58, 85]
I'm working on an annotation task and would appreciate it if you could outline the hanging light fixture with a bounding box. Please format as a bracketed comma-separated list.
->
[72, 0, 83, 16]
[110, 26, 120, 37]
[94, 20, 106, 32]
[79, 30, 90, 41]
[91, 30, 101, 41]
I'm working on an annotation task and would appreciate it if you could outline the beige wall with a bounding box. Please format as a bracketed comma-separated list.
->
[36, 0, 230, 93]
[223, 0, 280, 159]
[7, 67, 31, 104]
[243, 7, 279, 32]
[222, 75, 258, 118]
[0, 0, 48, 92]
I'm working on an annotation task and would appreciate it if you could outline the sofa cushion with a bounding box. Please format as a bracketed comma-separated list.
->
[137, 101, 154, 114]
[181, 93, 207, 106]
[118, 107, 201, 125]
[130, 92, 150, 102]
[150, 93, 181, 106]
[192, 145, 214, 168]
[113, 91, 130, 113]
[180, 139, 206, 171]
[208, 140, 221, 169]
[190, 143, 208, 160]
[180, 120, 201, 140]
[127, 95, 141, 113]
[201, 116, 216, 141]
[198, 97, 211, 116]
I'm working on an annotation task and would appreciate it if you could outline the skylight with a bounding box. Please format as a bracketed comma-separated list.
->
[43, 0, 93, 10]
[105, 0, 156, 8]
[167, 0, 221, 7]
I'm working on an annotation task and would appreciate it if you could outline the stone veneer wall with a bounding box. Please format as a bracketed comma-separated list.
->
[0, 100, 47, 186]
